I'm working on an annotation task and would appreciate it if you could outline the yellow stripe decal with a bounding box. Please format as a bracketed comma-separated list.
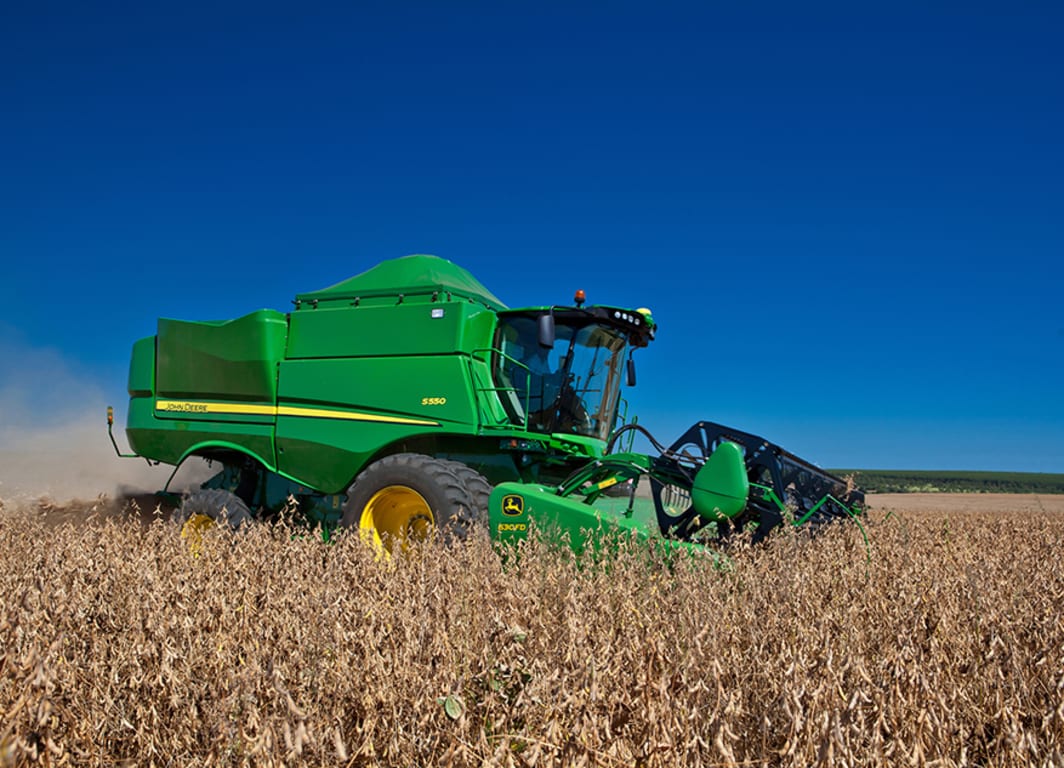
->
[155, 400, 439, 427]
[156, 401, 274, 416]
[275, 406, 439, 426]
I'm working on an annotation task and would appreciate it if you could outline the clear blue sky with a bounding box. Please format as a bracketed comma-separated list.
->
[1, 2, 1061, 472]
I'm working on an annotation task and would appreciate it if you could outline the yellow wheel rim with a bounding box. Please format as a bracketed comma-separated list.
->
[180, 513, 215, 556]
[360, 485, 435, 552]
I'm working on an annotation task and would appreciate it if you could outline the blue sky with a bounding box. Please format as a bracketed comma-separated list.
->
[1, 2, 1061, 473]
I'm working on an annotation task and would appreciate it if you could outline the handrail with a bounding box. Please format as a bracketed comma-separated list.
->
[470, 347, 532, 431]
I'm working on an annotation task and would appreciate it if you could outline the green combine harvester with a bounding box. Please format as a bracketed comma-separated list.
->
[109, 254, 863, 554]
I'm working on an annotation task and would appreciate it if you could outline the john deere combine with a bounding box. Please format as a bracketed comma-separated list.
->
[109, 254, 862, 553]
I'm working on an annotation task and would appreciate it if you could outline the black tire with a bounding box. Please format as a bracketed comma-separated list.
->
[342, 453, 475, 549]
[176, 489, 254, 531]
[438, 460, 493, 529]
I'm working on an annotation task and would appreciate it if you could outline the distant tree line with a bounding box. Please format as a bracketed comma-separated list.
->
[828, 470, 1064, 494]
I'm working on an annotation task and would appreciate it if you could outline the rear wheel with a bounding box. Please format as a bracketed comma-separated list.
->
[175, 489, 253, 552]
[342, 454, 475, 551]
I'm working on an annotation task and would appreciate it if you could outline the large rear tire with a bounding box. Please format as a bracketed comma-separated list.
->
[342, 454, 475, 551]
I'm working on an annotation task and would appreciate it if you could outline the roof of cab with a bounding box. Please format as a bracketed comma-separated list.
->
[296, 254, 507, 311]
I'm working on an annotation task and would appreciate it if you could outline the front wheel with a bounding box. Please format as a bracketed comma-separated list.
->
[438, 460, 493, 530]
[342, 454, 475, 551]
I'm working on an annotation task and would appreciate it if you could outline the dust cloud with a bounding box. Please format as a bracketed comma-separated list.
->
[0, 332, 166, 505]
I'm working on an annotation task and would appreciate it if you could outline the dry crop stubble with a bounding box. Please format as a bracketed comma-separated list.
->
[1, 497, 1063, 767]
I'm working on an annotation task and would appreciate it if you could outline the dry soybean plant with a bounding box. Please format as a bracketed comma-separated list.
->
[1, 499, 1062, 767]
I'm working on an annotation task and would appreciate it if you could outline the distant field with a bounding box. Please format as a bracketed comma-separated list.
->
[831, 469, 1064, 494]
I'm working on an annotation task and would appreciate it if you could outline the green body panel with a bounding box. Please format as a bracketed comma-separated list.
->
[126, 397, 278, 470]
[126, 309, 284, 467]
[277, 356, 479, 427]
[156, 310, 287, 402]
[128, 336, 155, 397]
[285, 301, 497, 360]
[273, 344, 495, 493]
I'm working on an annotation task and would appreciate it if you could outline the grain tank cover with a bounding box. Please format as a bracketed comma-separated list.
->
[295, 254, 507, 311]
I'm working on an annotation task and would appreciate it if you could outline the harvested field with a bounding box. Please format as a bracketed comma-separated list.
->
[1, 495, 1063, 767]
[868, 492, 1064, 515]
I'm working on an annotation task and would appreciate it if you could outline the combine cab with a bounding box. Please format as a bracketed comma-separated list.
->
[110, 254, 862, 554]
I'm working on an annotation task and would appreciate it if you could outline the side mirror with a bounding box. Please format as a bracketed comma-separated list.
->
[538, 313, 555, 348]
[626, 357, 637, 387]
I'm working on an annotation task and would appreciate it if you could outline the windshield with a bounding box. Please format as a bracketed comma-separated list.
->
[494, 315, 628, 441]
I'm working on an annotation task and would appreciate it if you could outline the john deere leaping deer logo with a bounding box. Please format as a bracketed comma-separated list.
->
[501, 494, 524, 517]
